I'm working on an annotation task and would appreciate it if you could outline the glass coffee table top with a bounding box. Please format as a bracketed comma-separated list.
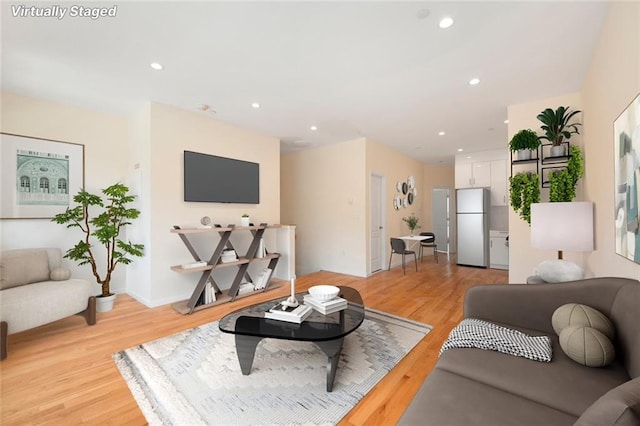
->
[219, 286, 365, 341]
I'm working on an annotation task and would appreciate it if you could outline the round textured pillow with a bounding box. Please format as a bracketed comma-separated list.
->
[50, 267, 71, 281]
[559, 326, 615, 367]
[537, 260, 584, 283]
[552, 303, 615, 340]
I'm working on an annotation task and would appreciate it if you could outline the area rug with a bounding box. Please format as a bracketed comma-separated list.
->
[113, 309, 431, 426]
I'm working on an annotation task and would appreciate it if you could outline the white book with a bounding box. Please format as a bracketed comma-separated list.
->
[304, 297, 347, 314]
[265, 303, 313, 323]
[303, 295, 347, 307]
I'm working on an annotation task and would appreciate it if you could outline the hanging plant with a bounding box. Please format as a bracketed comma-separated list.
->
[549, 145, 584, 202]
[509, 172, 540, 225]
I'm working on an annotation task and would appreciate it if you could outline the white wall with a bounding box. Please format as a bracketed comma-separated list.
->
[0, 92, 130, 293]
[281, 138, 367, 277]
[133, 102, 282, 307]
[581, 1, 640, 279]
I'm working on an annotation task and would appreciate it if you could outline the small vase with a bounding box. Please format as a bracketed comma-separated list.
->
[240, 217, 250, 227]
[550, 145, 566, 157]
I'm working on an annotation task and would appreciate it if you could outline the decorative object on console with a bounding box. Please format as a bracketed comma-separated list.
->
[0, 133, 84, 220]
[530, 202, 593, 283]
[537, 106, 582, 157]
[509, 129, 541, 160]
[52, 183, 144, 312]
[613, 92, 640, 266]
[508, 172, 540, 225]
[241, 213, 250, 227]
[200, 216, 212, 228]
[308, 284, 340, 302]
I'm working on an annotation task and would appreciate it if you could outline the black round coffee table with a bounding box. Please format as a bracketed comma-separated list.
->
[219, 286, 365, 392]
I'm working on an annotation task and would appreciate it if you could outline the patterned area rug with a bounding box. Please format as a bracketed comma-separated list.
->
[113, 309, 431, 425]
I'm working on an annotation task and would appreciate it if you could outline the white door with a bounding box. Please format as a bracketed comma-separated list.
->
[432, 188, 450, 253]
[370, 174, 384, 273]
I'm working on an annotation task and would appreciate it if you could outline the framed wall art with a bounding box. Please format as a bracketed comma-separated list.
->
[613, 93, 640, 265]
[1, 133, 85, 219]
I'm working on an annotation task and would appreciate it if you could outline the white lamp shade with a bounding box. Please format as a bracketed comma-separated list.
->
[531, 202, 594, 252]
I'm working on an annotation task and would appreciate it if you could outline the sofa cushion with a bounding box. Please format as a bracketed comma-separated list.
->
[399, 368, 578, 426]
[576, 377, 640, 426]
[0, 249, 51, 289]
[559, 326, 615, 367]
[50, 267, 72, 281]
[0, 279, 93, 334]
[610, 283, 640, 379]
[552, 303, 615, 339]
[435, 324, 630, 417]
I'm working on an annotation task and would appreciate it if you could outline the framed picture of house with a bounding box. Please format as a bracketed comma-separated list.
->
[0, 133, 85, 219]
[613, 93, 640, 265]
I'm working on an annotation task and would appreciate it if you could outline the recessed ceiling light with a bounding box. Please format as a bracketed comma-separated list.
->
[310, 126, 317, 131]
[439, 17, 454, 29]
[504, 119, 509, 124]
[467, 156, 472, 159]
[458, 148, 464, 152]
[469, 78, 480, 86]
[438, 131, 445, 136]
[251, 102, 260, 109]
[150, 62, 163, 70]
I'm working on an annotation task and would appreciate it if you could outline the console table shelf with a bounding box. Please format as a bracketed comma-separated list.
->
[170, 223, 283, 314]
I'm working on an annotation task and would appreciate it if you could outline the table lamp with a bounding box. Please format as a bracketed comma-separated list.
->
[530, 202, 594, 259]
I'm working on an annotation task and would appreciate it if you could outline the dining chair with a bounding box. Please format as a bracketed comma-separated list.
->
[388, 238, 418, 274]
[418, 232, 438, 263]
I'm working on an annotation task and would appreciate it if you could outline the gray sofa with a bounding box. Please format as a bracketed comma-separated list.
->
[0, 248, 96, 359]
[400, 277, 640, 425]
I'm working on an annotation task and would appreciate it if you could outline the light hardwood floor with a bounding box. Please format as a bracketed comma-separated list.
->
[0, 255, 508, 425]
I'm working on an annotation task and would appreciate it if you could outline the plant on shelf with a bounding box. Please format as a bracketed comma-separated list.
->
[537, 106, 582, 156]
[549, 145, 585, 202]
[241, 213, 250, 226]
[509, 172, 540, 225]
[402, 213, 421, 236]
[52, 183, 144, 310]
[509, 129, 541, 161]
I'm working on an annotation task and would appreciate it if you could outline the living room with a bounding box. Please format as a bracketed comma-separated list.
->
[1, 1, 639, 425]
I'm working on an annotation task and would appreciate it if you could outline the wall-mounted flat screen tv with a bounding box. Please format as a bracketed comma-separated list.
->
[184, 150, 259, 204]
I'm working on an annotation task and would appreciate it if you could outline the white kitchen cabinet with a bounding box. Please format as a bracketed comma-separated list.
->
[490, 230, 509, 270]
[455, 161, 490, 188]
[490, 159, 507, 206]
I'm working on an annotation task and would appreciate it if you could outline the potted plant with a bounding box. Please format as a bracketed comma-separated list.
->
[509, 129, 541, 160]
[509, 172, 540, 225]
[549, 145, 585, 202]
[537, 106, 582, 157]
[402, 213, 421, 236]
[52, 183, 144, 312]
[509, 129, 540, 160]
[240, 213, 250, 227]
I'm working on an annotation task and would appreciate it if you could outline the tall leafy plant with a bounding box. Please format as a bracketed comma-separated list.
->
[509, 172, 540, 225]
[549, 145, 585, 202]
[52, 183, 144, 297]
[537, 106, 582, 146]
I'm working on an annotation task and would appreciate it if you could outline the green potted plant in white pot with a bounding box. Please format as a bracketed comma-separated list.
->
[402, 213, 421, 236]
[537, 106, 582, 157]
[52, 183, 144, 312]
[509, 129, 541, 161]
[240, 213, 250, 227]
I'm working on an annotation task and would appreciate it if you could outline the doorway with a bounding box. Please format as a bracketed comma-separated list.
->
[432, 188, 452, 253]
[370, 173, 386, 273]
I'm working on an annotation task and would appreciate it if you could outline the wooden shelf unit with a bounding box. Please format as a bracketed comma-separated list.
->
[170, 223, 283, 314]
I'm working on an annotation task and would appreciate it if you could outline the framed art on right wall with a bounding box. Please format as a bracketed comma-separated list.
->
[613, 93, 640, 265]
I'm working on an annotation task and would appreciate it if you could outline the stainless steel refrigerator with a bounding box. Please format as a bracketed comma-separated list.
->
[456, 188, 490, 267]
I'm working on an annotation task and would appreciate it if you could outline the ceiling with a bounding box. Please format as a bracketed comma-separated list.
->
[1, 1, 608, 164]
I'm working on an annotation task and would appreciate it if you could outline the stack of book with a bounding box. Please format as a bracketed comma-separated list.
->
[303, 295, 348, 314]
[253, 267, 273, 290]
[264, 303, 313, 323]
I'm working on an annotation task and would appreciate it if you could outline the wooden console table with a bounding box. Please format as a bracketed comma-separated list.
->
[170, 223, 284, 314]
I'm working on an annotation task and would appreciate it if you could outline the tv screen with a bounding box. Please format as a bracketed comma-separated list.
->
[184, 151, 259, 204]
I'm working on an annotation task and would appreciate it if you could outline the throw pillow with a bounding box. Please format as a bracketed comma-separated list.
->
[551, 303, 615, 340]
[575, 377, 640, 425]
[559, 326, 615, 367]
[50, 267, 71, 281]
[537, 260, 584, 283]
